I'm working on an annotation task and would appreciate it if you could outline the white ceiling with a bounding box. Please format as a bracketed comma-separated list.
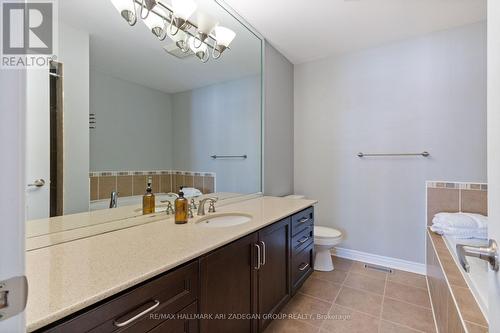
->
[223, 0, 487, 64]
[59, 0, 261, 94]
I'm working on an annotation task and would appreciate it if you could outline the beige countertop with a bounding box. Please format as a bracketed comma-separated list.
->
[26, 196, 317, 332]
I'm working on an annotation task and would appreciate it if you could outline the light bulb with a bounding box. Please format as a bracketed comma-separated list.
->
[213, 26, 235, 58]
[214, 26, 235, 48]
[172, 0, 197, 21]
[110, 0, 137, 25]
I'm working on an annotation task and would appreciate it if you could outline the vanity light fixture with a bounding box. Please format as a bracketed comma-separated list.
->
[143, 6, 168, 40]
[110, 0, 235, 63]
[169, 0, 197, 35]
[213, 26, 235, 59]
[110, 0, 138, 26]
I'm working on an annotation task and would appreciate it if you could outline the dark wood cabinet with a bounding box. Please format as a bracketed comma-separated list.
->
[257, 218, 290, 332]
[38, 207, 314, 333]
[199, 233, 259, 333]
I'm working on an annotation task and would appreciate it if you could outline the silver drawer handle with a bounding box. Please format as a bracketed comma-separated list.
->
[114, 300, 160, 327]
[298, 218, 309, 224]
[298, 236, 309, 244]
[260, 241, 266, 266]
[254, 243, 261, 270]
[298, 263, 310, 271]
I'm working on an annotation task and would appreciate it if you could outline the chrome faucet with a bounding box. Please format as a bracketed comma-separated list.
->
[197, 197, 218, 216]
[109, 191, 118, 208]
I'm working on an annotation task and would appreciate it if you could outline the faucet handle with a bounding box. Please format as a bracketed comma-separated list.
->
[208, 200, 216, 213]
[165, 201, 174, 215]
[188, 206, 194, 219]
[190, 198, 197, 210]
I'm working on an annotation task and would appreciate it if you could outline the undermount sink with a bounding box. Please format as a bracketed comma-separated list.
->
[196, 213, 252, 228]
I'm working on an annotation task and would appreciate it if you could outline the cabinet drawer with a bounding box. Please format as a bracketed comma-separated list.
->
[42, 261, 198, 333]
[148, 301, 198, 333]
[291, 207, 314, 237]
[291, 223, 313, 256]
[291, 244, 313, 294]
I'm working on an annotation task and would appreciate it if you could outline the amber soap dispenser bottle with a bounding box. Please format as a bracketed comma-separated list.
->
[175, 189, 188, 224]
[142, 177, 155, 215]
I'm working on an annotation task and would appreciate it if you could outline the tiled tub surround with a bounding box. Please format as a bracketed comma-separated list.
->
[426, 181, 488, 333]
[89, 170, 216, 201]
[426, 181, 487, 226]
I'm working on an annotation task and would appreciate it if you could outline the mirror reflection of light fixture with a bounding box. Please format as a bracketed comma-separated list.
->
[170, 0, 197, 35]
[110, 0, 138, 26]
[110, 0, 235, 63]
[189, 37, 209, 63]
[213, 26, 236, 59]
[194, 13, 218, 48]
[143, 6, 167, 40]
[167, 29, 190, 53]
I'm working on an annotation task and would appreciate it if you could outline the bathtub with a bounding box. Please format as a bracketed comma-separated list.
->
[443, 235, 489, 317]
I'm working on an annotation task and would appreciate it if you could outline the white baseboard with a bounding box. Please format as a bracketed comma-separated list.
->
[332, 247, 426, 275]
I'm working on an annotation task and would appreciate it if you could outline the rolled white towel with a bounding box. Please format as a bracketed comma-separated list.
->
[432, 212, 487, 229]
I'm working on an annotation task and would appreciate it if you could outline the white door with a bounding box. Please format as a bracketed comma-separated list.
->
[25, 69, 50, 220]
[0, 69, 27, 331]
[488, 1, 500, 330]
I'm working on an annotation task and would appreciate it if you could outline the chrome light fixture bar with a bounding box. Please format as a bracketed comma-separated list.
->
[110, 0, 235, 63]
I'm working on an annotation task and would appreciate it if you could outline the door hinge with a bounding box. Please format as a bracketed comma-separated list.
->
[0, 276, 28, 321]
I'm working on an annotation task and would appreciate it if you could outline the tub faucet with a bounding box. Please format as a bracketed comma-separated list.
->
[109, 191, 118, 208]
[197, 197, 218, 216]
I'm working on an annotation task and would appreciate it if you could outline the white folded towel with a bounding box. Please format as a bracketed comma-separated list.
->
[181, 187, 203, 198]
[430, 225, 488, 239]
[432, 212, 487, 229]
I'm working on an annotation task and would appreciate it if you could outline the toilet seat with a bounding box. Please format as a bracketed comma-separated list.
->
[314, 226, 342, 246]
[315, 226, 342, 239]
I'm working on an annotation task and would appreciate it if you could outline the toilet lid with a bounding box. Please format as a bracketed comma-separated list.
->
[314, 226, 342, 239]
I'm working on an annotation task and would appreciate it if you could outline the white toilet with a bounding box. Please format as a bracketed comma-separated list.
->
[284, 195, 343, 272]
[314, 226, 343, 271]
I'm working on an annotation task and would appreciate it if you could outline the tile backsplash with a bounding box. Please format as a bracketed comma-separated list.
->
[426, 181, 487, 226]
[89, 170, 216, 201]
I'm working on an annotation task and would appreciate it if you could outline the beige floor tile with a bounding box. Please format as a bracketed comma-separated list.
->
[320, 305, 379, 333]
[385, 281, 431, 308]
[387, 269, 428, 290]
[465, 321, 489, 333]
[300, 277, 342, 303]
[334, 286, 383, 317]
[349, 261, 388, 280]
[331, 256, 354, 271]
[343, 272, 386, 295]
[264, 318, 319, 333]
[381, 298, 436, 332]
[282, 293, 331, 327]
[312, 270, 348, 285]
[379, 320, 422, 333]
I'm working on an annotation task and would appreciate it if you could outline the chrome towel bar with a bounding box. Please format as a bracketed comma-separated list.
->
[211, 155, 247, 159]
[357, 151, 430, 158]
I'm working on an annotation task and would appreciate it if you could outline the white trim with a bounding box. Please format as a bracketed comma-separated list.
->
[332, 247, 426, 275]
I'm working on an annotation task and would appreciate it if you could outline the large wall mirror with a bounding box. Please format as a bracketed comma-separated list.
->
[26, 0, 262, 241]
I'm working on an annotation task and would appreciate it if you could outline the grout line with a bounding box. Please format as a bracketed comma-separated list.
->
[383, 296, 433, 311]
[378, 270, 388, 333]
[426, 275, 440, 333]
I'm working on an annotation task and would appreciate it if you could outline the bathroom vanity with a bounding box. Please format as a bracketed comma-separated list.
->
[27, 197, 316, 333]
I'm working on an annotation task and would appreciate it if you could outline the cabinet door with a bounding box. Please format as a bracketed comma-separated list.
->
[257, 218, 291, 332]
[199, 233, 259, 333]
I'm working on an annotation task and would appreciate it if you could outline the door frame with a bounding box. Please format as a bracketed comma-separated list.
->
[0, 68, 27, 330]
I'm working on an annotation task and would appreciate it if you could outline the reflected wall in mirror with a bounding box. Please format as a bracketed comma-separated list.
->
[26, 0, 262, 235]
